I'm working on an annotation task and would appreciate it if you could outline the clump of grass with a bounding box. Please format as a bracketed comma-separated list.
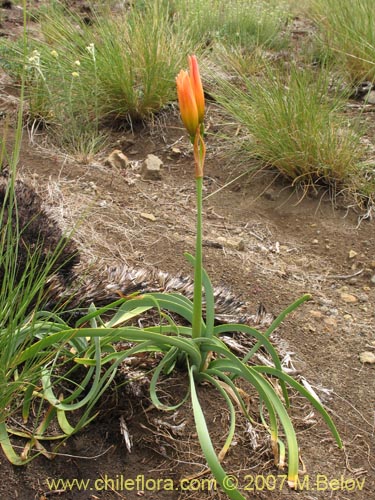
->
[0, 1, 193, 158]
[167, 0, 292, 50]
[213, 63, 366, 192]
[38, 0, 193, 122]
[91, 2, 192, 121]
[210, 43, 276, 79]
[0, 175, 76, 422]
[0, 59, 125, 465]
[0, 86, 132, 465]
[24, 46, 106, 161]
[311, 0, 375, 83]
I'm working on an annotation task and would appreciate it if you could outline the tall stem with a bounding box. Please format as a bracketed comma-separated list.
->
[192, 175, 203, 339]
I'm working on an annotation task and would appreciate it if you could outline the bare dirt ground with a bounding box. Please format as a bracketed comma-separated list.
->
[0, 3, 374, 500]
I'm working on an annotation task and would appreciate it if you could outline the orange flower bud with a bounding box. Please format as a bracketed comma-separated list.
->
[176, 69, 199, 138]
[188, 55, 205, 124]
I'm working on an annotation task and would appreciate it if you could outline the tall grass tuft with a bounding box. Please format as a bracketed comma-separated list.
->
[0, 96, 128, 465]
[166, 0, 291, 50]
[38, 0, 193, 121]
[91, 2, 192, 121]
[0, 180, 73, 424]
[24, 44, 106, 161]
[213, 63, 365, 192]
[0, 1, 193, 157]
[311, 0, 375, 83]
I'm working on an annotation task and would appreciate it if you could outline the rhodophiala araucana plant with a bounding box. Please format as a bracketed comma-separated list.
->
[174, 54, 343, 496]
[3, 54, 342, 500]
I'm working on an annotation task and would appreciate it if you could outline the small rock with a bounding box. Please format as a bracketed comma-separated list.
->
[140, 212, 156, 222]
[227, 239, 239, 250]
[366, 90, 375, 104]
[217, 236, 245, 251]
[357, 293, 369, 303]
[105, 149, 129, 169]
[359, 351, 375, 364]
[343, 314, 353, 321]
[318, 298, 334, 307]
[370, 261, 375, 269]
[141, 154, 163, 180]
[312, 239, 319, 245]
[324, 317, 337, 327]
[340, 292, 358, 303]
[263, 189, 277, 201]
[348, 249, 358, 259]
[370, 275, 375, 285]
[171, 147, 182, 155]
[309, 310, 323, 319]
[328, 308, 339, 316]
[237, 239, 245, 251]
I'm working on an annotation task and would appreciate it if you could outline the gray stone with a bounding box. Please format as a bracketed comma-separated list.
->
[366, 91, 375, 104]
[142, 154, 163, 180]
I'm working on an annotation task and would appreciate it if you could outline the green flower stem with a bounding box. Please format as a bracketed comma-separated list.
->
[192, 176, 203, 339]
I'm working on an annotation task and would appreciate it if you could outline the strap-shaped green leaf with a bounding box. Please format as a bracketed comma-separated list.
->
[150, 348, 190, 411]
[254, 365, 342, 449]
[213, 323, 290, 406]
[198, 371, 237, 459]
[189, 366, 246, 500]
[192, 337, 300, 486]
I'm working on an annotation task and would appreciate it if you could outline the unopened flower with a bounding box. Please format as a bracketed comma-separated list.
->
[176, 55, 205, 140]
[71, 71, 80, 78]
[176, 70, 199, 138]
[176, 55, 206, 178]
[74, 60, 81, 67]
[50, 50, 58, 58]
[188, 55, 205, 125]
